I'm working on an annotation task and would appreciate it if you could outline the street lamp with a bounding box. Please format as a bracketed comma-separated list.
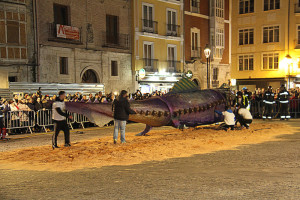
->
[204, 44, 211, 89]
[285, 54, 292, 89]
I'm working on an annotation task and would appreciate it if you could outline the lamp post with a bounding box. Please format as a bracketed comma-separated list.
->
[285, 54, 292, 89]
[204, 44, 211, 89]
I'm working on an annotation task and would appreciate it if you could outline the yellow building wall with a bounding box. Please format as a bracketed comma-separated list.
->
[231, 0, 292, 80]
[132, 0, 183, 73]
[288, 3, 300, 77]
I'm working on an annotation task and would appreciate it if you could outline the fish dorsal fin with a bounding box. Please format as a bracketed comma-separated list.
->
[171, 78, 199, 93]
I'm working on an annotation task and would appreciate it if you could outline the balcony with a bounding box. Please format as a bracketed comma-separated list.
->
[191, 47, 202, 59]
[295, 3, 300, 13]
[142, 19, 158, 34]
[143, 58, 158, 72]
[48, 23, 82, 44]
[167, 60, 181, 73]
[166, 24, 180, 37]
[102, 32, 130, 50]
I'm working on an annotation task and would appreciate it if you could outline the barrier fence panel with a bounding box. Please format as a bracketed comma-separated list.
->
[67, 111, 76, 130]
[36, 109, 54, 132]
[74, 113, 90, 128]
[4, 110, 35, 134]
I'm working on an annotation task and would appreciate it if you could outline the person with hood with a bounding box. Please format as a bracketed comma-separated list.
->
[112, 90, 136, 144]
[215, 106, 235, 131]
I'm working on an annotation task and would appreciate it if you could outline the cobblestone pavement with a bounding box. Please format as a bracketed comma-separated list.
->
[1, 120, 300, 200]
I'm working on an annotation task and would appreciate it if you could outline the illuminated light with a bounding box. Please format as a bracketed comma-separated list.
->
[231, 79, 237, 86]
[114, 91, 118, 96]
[139, 68, 146, 79]
[204, 44, 211, 58]
[149, 76, 159, 81]
[166, 76, 177, 82]
[285, 54, 293, 65]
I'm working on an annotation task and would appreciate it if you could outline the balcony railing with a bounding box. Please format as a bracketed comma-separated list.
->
[295, 3, 300, 13]
[166, 24, 180, 37]
[48, 23, 82, 44]
[167, 60, 181, 73]
[143, 58, 158, 72]
[102, 32, 130, 50]
[142, 19, 158, 34]
[191, 47, 202, 59]
[212, 80, 219, 88]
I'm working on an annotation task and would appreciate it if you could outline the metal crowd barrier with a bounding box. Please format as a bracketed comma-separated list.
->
[4, 109, 93, 134]
[74, 113, 90, 128]
[4, 110, 35, 134]
[250, 99, 300, 119]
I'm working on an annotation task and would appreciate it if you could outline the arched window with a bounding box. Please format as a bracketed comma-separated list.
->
[81, 69, 99, 83]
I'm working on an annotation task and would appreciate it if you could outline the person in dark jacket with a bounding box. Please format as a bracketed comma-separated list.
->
[278, 85, 291, 120]
[112, 90, 136, 144]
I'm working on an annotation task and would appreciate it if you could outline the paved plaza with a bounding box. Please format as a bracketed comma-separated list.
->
[1, 120, 300, 200]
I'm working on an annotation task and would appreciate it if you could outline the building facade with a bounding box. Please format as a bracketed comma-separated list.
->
[36, 0, 135, 94]
[132, 0, 184, 93]
[0, 0, 36, 86]
[232, 0, 300, 91]
[184, 0, 231, 89]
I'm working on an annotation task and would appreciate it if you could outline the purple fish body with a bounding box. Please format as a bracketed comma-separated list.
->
[65, 89, 227, 131]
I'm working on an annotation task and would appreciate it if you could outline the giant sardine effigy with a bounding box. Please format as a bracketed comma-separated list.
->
[65, 79, 229, 135]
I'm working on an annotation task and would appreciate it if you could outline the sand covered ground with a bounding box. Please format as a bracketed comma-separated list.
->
[0, 123, 295, 172]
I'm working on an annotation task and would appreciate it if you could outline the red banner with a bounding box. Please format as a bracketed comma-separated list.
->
[56, 24, 80, 41]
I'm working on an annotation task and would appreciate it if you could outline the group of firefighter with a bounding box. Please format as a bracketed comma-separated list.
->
[234, 85, 291, 120]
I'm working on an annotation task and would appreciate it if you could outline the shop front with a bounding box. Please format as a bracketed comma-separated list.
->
[137, 69, 183, 94]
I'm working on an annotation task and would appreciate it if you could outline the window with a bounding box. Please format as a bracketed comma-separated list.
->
[106, 15, 119, 45]
[53, 4, 70, 25]
[7, 21, 19, 44]
[168, 45, 176, 69]
[213, 68, 219, 80]
[167, 10, 177, 35]
[144, 43, 153, 67]
[262, 53, 279, 70]
[0, 4, 27, 60]
[111, 61, 118, 76]
[191, 0, 200, 13]
[215, 48, 224, 58]
[239, 29, 254, 45]
[191, 31, 199, 50]
[239, 55, 254, 71]
[297, 25, 300, 45]
[191, 29, 200, 58]
[216, 0, 224, 18]
[263, 26, 279, 43]
[168, 46, 176, 61]
[264, 0, 280, 11]
[8, 76, 17, 82]
[239, 0, 254, 14]
[216, 28, 224, 47]
[143, 4, 153, 29]
[59, 57, 68, 74]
